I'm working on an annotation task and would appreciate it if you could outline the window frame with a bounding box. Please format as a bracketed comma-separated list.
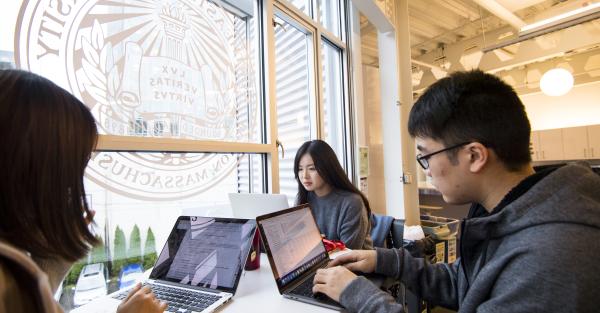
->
[268, 0, 355, 180]
[95, 0, 357, 194]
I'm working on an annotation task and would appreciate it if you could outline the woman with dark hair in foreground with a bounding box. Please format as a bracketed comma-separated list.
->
[0, 70, 166, 312]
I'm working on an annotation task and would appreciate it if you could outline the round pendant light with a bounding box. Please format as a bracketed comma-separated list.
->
[539, 68, 573, 96]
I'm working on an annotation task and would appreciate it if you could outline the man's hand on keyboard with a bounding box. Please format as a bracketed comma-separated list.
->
[312, 266, 357, 302]
[328, 250, 377, 273]
[117, 283, 168, 313]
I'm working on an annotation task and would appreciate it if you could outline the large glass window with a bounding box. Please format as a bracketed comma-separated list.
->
[273, 13, 316, 202]
[321, 39, 346, 166]
[318, 0, 342, 38]
[5, 0, 266, 310]
[71, 151, 263, 311]
[287, 0, 312, 16]
[16, 1, 261, 143]
[272, 1, 351, 200]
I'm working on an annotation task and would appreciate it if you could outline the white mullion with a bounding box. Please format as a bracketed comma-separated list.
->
[97, 135, 273, 153]
[340, 0, 347, 43]
[315, 28, 324, 140]
[341, 0, 354, 177]
[342, 39, 353, 174]
[275, 5, 319, 141]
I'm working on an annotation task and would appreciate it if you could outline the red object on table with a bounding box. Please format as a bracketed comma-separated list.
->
[245, 228, 261, 270]
[322, 238, 346, 253]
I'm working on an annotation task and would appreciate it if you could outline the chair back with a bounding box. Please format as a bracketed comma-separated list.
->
[370, 214, 394, 248]
[389, 219, 405, 248]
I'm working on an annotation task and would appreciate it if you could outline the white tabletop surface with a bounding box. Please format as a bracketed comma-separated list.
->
[222, 254, 337, 313]
[72, 253, 340, 313]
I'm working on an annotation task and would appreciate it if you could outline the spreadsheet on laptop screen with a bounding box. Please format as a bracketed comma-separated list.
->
[258, 208, 324, 279]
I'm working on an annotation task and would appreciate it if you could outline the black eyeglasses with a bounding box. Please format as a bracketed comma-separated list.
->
[416, 142, 471, 170]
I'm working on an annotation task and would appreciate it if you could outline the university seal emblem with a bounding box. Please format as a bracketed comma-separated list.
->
[16, 0, 253, 200]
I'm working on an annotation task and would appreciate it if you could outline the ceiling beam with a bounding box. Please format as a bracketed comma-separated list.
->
[473, 0, 526, 29]
[412, 19, 600, 90]
[438, 0, 479, 21]
[409, 9, 462, 31]
[352, 0, 394, 32]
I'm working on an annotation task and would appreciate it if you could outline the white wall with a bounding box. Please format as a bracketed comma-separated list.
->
[521, 81, 600, 131]
[362, 64, 386, 215]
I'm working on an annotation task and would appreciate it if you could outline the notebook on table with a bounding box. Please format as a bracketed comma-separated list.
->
[256, 204, 344, 310]
[84, 216, 256, 313]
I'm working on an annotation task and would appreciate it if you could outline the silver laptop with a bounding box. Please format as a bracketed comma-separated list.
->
[89, 216, 256, 313]
[256, 204, 344, 310]
[228, 193, 289, 219]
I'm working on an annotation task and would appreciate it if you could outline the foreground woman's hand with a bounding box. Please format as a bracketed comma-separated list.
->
[117, 283, 168, 313]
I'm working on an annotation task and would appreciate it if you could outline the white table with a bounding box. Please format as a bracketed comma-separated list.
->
[72, 254, 338, 313]
[221, 254, 336, 313]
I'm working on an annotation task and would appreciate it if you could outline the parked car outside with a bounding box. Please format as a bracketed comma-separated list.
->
[54, 281, 63, 301]
[73, 263, 107, 307]
[118, 263, 144, 290]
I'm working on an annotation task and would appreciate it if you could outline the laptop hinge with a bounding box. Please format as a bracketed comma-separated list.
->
[283, 256, 330, 293]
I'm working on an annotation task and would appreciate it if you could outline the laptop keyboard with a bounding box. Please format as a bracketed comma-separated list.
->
[290, 277, 315, 297]
[112, 283, 222, 312]
[290, 276, 339, 306]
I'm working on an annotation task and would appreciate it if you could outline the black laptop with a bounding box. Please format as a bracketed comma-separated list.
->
[256, 204, 344, 310]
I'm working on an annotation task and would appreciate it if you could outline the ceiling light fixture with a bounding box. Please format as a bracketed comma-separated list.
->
[483, 2, 600, 52]
[519, 2, 600, 36]
[539, 68, 574, 97]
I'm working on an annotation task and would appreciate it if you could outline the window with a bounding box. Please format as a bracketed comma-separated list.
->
[287, 0, 312, 16]
[318, 0, 342, 38]
[321, 39, 346, 166]
[273, 12, 316, 202]
[271, 1, 352, 202]
[6, 0, 270, 309]
[85, 151, 265, 257]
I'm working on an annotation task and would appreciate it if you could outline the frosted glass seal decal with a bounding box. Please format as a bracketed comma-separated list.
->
[15, 0, 252, 200]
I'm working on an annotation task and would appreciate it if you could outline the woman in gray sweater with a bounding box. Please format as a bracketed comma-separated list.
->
[294, 140, 373, 250]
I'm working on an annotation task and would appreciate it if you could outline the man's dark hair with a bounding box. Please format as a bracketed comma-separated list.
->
[408, 70, 531, 171]
[0, 70, 99, 262]
[294, 140, 371, 219]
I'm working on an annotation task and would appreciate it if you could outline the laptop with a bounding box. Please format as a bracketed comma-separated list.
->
[256, 204, 344, 310]
[228, 193, 289, 219]
[89, 216, 256, 313]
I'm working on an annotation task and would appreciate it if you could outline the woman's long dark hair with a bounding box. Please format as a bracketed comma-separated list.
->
[294, 140, 371, 219]
[0, 70, 99, 262]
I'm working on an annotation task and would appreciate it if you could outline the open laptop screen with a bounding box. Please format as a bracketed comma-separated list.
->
[150, 216, 256, 294]
[257, 205, 328, 288]
[228, 193, 289, 219]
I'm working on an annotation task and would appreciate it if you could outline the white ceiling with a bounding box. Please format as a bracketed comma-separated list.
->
[360, 0, 591, 66]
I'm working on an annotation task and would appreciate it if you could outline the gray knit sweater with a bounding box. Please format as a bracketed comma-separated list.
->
[340, 163, 600, 313]
[307, 189, 373, 250]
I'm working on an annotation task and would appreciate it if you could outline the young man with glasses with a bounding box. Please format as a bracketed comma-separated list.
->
[312, 70, 600, 312]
